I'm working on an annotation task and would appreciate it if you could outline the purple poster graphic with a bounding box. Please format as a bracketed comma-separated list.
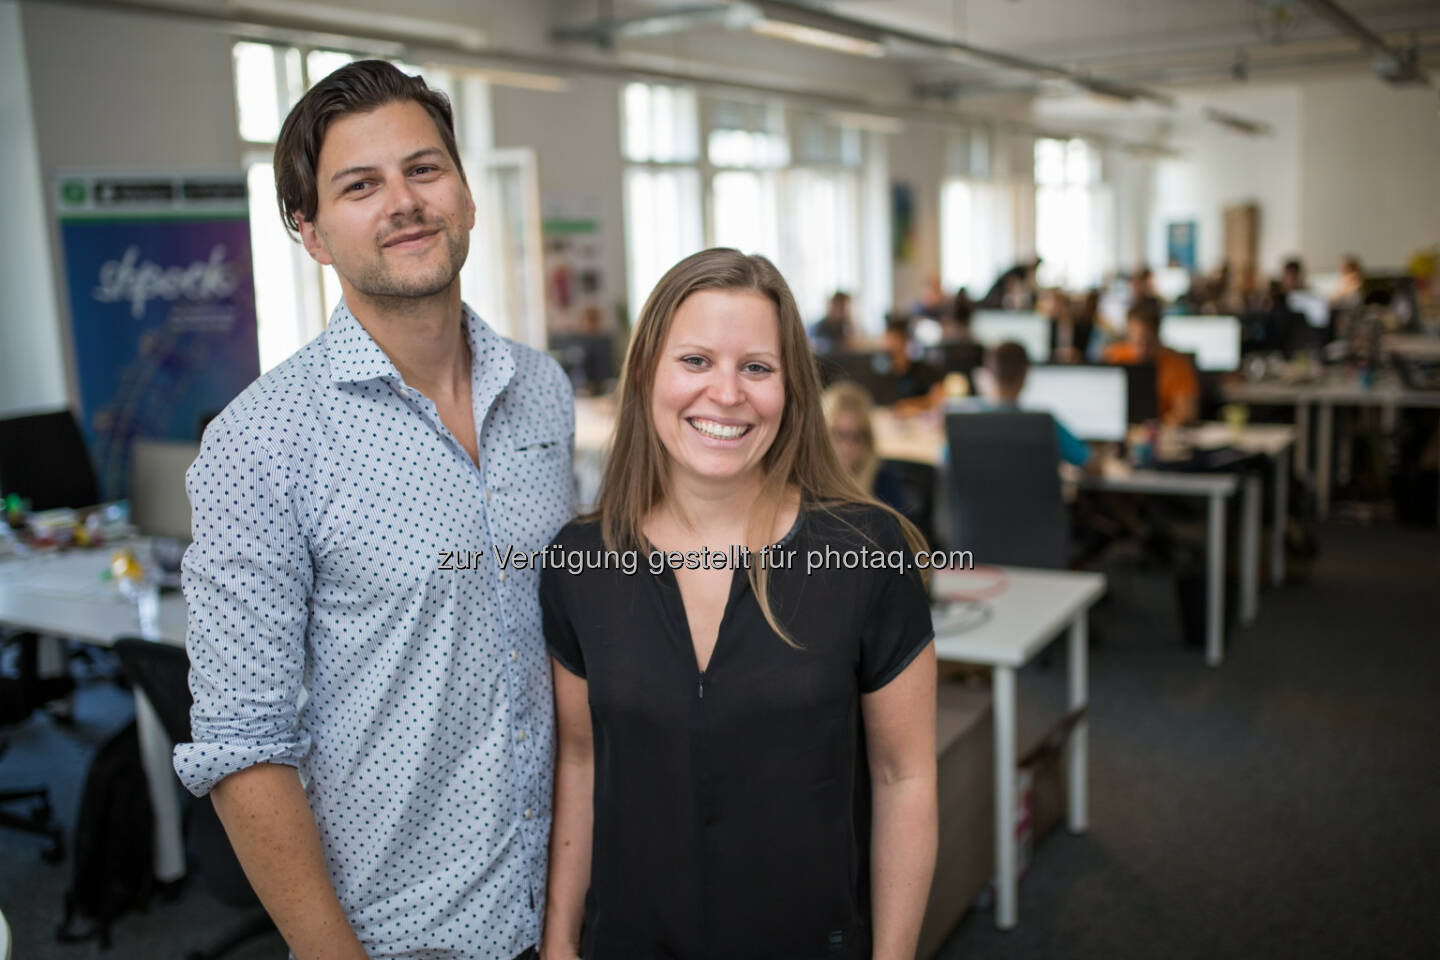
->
[55, 172, 259, 500]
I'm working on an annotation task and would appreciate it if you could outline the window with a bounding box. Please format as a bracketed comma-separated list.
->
[232, 42, 444, 371]
[1034, 138, 1113, 291]
[622, 83, 703, 320]
[940, 127, 1013, 299]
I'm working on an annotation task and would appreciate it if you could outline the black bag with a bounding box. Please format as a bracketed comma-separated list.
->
[57, 719, 155, 948]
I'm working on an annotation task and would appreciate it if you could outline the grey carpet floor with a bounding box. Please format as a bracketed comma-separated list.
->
[3, 521, 1437, 960]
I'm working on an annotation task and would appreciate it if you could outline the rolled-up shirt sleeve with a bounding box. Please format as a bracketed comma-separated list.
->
[173, 423, 314, 797]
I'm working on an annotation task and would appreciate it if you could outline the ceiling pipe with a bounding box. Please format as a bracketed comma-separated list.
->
[1300, 0, 1430, 85]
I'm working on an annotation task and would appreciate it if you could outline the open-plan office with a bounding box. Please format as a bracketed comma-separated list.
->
[2, 1, 1439, 959]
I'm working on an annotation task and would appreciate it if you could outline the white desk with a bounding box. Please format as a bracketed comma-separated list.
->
[0, 544, 188, 883]
[1222, 374, 1440, 522]
[931, 566, 1107, 930]
[1383, 334, 1440, 361]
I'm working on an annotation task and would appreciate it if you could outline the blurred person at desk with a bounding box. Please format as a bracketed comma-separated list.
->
[808, 290, 854, 355]
[967, 342, 1093, 470]
[1103, 302, 1199, 425]
[882, 314, 947, 413]
[822, 380, 908, 512]
[173, 61, 572, 960]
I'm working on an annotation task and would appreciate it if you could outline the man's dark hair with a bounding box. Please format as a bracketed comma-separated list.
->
[1127, 300, 1161, 332]
[884, 313, 910, 336]
[274, 60, 465, 240]
[988, 341, 1029, 390]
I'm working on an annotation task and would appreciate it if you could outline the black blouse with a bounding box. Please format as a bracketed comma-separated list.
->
[541, 502, 934, 960]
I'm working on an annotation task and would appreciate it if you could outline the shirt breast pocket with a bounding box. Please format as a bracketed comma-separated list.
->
[490, 433, 573, 549]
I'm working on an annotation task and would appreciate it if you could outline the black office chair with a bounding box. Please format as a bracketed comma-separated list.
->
[944, 411, 1067, 569]
[0, 677, 66, 862]
[880, 458, 940, 552]
[111, 640, 276, 960]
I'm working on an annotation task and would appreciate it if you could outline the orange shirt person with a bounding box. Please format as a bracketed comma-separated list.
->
[1103, 303, 1199, 425]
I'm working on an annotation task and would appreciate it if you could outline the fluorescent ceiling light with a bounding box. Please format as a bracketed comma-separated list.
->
[749, 18, 886, 58]
[826, 110, 904, 134]
[471, 67, 568, 93]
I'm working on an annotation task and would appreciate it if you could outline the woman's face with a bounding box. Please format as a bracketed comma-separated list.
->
[829, 409, 869, 476]
[650, 289, 785, 489]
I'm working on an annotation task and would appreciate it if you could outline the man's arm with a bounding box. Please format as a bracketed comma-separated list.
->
[174, 424, 356, 957]
[211, 764, 367, 960]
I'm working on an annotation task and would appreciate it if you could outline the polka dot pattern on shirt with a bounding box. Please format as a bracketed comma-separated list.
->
[174, 301, 574, 958]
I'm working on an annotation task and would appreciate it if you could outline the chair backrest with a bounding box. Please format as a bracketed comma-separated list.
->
[880, 458, 940, 552]
[944, 410, 1067, 569]
[0, 410, 100, 511]
[112, 639, 192, 744]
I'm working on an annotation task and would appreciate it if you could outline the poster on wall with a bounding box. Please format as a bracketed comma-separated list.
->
[541, 192, 607, 334]
[1166, 220, 1197, 273]
[54, 171, 259, 500]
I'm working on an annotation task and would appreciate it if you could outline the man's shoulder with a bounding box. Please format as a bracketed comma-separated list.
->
[201, 338, 329, 454]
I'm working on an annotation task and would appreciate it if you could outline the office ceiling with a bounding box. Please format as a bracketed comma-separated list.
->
[597, 0, 1440, 91]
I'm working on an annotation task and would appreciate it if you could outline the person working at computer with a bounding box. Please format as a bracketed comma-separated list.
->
[1102, 303, 1199, 425]
[969, 342, 1091, 469]
[881, 314, 947, 413]
[809, 290, 854, 355]
[822, 380, 908, 512]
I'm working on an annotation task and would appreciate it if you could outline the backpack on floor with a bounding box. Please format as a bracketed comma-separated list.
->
[56, 719, 155, 948]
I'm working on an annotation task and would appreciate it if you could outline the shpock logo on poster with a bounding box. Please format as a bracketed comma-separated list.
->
[92, 244, 240, 319]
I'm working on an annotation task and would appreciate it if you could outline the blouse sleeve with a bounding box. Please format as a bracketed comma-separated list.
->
[857, 509, 935, 693]
[540, 536, 586, 678]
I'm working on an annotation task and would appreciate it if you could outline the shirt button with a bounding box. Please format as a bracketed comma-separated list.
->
[484, 486, 492, 501]
[517, 729, 527, 742]
[499, 570, 508, 582]
[523, 808, 533, 820]
[510, 649, 519, 662]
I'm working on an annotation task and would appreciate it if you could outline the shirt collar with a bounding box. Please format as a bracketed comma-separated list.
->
[324, 299, 511, 391]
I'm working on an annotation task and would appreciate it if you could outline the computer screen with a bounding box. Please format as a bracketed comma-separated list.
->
[972, 311, 1051, 362]
[1018, 365, 1129, 443]
[1160, 315, 1242, 372]
[129, 439, 200, 541]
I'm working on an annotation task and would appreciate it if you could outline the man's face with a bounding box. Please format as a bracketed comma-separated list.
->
[299, 100, 475, 302]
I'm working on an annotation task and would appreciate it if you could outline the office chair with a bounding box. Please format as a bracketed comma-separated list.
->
[0, 409, 101, 511]
[881, 458, 940, 552]
[944, 411, 1067, 569]
[111, 639, 276, 960]
[0, 678, 66, 862]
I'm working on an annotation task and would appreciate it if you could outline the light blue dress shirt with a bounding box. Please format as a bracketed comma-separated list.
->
[174, 301, 574, 959]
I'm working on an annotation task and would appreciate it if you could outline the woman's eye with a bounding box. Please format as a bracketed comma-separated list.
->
[744, 362, 773, 375]
[681, 355, 707, 367]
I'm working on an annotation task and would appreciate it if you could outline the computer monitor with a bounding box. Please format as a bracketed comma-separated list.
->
[1018, 365, 1129, 443]
[972, 311, 1051, 362]
[817, 351, 901, 407]
[1123, 362, 1158, 423]
[548, 332, 617, 395]
[923, 341, 985, 375]
[129, 439, 199, 541]
[1160, 315, 1241, 372]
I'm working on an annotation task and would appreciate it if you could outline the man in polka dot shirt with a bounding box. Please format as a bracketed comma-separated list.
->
[173, 60, 573, 960]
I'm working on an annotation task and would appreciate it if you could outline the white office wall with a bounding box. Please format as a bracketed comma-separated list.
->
[1298, 76, 1440, 271]
[1147, 84, 1304, 277]
[889, 121, 945, 313]
[0, 0, 67, 416]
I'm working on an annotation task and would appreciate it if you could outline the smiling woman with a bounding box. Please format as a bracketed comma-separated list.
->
[540, 247, 939, 960]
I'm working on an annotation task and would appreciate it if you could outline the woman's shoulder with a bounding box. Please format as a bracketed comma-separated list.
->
[550, 514, 606, 551]
[803, 498, 908, 549]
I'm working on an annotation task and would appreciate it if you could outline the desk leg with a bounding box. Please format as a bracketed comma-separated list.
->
[135, 690, 186, 882]
[993, 665, 1018, 930]
[1241, 475, 1260, 626]
[1272, 451, 1289, 586]
[1316, 402, 1333, 520]
[1206, 494, 1227, 667]
[1295, 402, 1310, 481]
[1067, 617, 1089, 834]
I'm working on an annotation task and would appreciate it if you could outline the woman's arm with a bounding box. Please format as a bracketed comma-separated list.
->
[541, 659, 594, 960]
[863, 645, 939, 960]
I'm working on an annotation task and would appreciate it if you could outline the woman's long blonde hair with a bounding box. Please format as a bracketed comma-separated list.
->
[590, 248, 928, 643]
[821, 381, 881, 495]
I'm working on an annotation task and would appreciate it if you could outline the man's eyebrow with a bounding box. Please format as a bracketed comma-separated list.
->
[329, 148, 446, 185]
